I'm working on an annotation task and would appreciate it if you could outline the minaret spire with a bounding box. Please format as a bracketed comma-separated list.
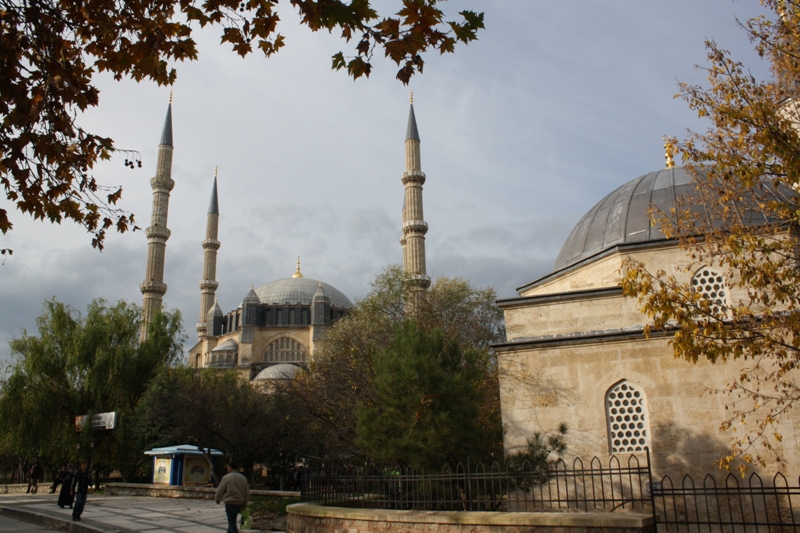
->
[140, 100, 175, 341]
[197, 168, 221, 340]
[401, 98, 431, 296]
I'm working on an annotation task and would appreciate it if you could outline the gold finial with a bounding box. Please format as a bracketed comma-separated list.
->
[214, 165, 218, 178]
[663, 136, 676, 169]
[410, 91, 413, 104]
[169, 89, 173, 104]
[292, 255, 304, 278]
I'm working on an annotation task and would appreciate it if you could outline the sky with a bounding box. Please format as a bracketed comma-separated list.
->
[0, 1, 773, 362]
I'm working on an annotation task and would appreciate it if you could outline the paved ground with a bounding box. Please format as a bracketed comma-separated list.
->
[0, 513, 65, 532]
[0, 493, 264, 533]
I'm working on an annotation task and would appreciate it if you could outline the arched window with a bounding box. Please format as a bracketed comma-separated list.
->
[691, 266, 728, 316]
[263, 338, 307, 363]
[605, 380, 650, 454]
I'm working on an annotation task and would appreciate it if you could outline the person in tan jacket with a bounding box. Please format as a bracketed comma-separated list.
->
[215, 462, 250, 533]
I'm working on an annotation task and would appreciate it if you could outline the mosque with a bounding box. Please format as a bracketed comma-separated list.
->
[138, 98, 431, 383]
[137, 93, 800, 476]
[494, 161, 800, 477]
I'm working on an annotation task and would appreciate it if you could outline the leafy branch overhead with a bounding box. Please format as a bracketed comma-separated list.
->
[0, 0, 484, 253]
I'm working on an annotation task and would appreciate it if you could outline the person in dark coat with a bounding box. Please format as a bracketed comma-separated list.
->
[27, 460, 44, 494]
[58, 464, 76, 509]
[70, 462, 92, 521]
[49, 465, 67, 494]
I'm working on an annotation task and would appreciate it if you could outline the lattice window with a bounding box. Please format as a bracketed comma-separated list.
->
[606, 380, 650, 454]
[691, 267, 728, 316]
[263, 338, 307, 363]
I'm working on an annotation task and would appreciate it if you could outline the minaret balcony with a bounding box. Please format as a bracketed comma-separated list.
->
[402, 220, 429, 235]
[401, 170, 426, 185]
[150, 176, 175, 191]
[202, 238, 221, 251]
[200, 280, 219, 291]
[140, 280, 167, 295]
[146, 225, 172, 240]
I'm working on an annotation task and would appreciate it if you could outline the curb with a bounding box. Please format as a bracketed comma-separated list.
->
[0, 505, 111, 532]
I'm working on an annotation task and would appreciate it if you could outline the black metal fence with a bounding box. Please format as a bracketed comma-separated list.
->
[302, 454, 652, 513]
[302, 453, 800, 531]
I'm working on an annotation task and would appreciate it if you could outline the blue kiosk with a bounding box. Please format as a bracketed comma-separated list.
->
[144, 445, 224, 486]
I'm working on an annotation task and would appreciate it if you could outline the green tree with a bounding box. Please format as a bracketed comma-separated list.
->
[622, 0, 800, 472]
[135, 368, 288, 476]
[0, 0, 484, 255]
[283, 265, 504, 462]
[356, 321, 502, 468]
[0, 299, 184, 479]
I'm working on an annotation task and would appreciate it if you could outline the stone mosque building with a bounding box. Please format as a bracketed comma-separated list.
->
[139, 98, 431, 383]
[494, 161, 800, 477]
[138, 93, 800, 475]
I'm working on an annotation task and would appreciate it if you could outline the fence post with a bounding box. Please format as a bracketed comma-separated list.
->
[646, 448, 658, 528]
[466, 458, 473, 511]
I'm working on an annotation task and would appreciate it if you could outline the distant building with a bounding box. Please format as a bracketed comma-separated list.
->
[138, 97, 432, 383]
[495, 165, 800, 477]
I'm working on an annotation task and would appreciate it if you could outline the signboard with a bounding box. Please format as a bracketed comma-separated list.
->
[183, 456, 212, 485]
[153, 458, 172, 484]
[74, 412, 117, 432]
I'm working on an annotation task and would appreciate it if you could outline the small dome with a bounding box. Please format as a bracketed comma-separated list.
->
[212, 339, 238, 352]
[253, 363, 302, 381]
[255, 277, 353, 309]
[242, 287, 260, 305]
[554, 167, 696, 272]
[207, 301, 223, 317]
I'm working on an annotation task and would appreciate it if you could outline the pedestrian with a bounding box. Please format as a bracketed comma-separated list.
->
[58, 463, 76, 509]
[27, 460, 43, 494]
[214, 462, 250, 533]
[70, 461, 92, 522]
[49, 465, 67, 494]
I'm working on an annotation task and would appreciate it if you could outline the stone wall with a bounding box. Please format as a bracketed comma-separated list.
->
[287, 504, 655, 533]
[105, 482, 298, 500]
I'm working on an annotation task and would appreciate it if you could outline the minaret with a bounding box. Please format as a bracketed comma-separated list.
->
[197, 169, 221, 339]
[401, 93, 431, 293]
[140, 99, 175, 341]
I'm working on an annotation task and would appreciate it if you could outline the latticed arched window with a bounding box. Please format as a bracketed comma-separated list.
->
[605, 380, 650, 454]
[691, 266, 728, 316]
[263, 338, 307, 363]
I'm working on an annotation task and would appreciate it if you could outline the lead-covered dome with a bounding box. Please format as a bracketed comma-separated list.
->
[255, 277, 353, 309]
[554, 167, 697, 272]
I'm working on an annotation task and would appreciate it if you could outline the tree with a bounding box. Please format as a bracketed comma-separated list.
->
[135, 368, 287, 475]
[283, 265, 504, 462]
[621, 0, 800, 472]
[0, 0, 484, 255]
[0, 299, 184, 480]
[356, 321, 502, 468]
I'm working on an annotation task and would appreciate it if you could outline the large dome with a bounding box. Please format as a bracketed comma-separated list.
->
[554, 167, 696, 272]
[255, 277, 353, 309]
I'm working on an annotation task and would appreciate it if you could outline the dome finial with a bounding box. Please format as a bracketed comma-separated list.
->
[169, 89, 173, 104]
[214, 165, 218, 178]
[292, 255, 304, 278]
[410, 91, 413, 104]
[663, 136, 676, 168]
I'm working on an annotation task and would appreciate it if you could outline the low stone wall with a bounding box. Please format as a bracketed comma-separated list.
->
[0, 484, 35, 495]
[287, 504, 656, 533]
[105, 482, 299, 500]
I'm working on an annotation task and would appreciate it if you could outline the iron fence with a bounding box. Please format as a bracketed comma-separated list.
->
[302, 452, 800, 531]
[302, 453, 652, 513]
[653, 471, 800, 532]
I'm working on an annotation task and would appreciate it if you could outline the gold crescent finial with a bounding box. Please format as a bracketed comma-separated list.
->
[410, 91, 413, 104]
[663, 136, 676, 169]
[169, 90, 173, 104]
[214, 165, 218, 178]
[292, 255, 303, 278]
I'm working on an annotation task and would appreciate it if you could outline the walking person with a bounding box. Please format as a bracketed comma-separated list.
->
[70, 462, 92, 522]
[58, 464, 76, 509]
[49, 465, 67, 494]
[214, 462, 250, 533]
[26, 460, 43, 494]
